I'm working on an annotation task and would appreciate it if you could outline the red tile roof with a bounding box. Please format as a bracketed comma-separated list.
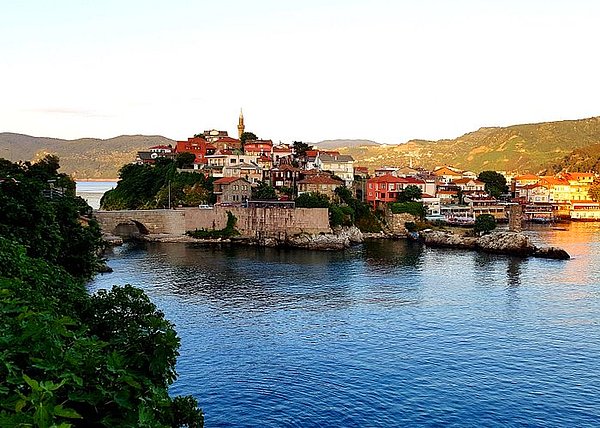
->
[213, 177, 243, 184]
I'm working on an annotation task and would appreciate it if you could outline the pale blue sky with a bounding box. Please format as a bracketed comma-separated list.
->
[1, 0, 599, 144]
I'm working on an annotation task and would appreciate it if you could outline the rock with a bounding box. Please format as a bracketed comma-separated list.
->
[420, 230, 477, 249]
[476, 232, 535, 256]
[419, 230, 570, 260]
[533, 246, 571, 260]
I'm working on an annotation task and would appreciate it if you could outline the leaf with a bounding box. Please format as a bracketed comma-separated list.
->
[53, 405, 82, 419]
[15, 399, 26, 413]
[22, 374, 39, 391]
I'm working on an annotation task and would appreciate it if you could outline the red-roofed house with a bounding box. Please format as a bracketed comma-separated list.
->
[366, 175, 412, 208]
[244, 140, 273, 156]
[452, 178, 486, 193]
[213, 177, 252, 205]
[176, 136, 216, 167]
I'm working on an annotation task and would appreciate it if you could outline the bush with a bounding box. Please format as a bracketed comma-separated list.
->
[389, 201, 426, 219]
[474, 214, 497, 234]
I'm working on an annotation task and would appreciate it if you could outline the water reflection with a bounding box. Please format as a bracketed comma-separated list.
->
[89, 229, 600, 428]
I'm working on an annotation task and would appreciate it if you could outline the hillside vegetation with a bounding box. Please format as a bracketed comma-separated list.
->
[339, 116, 600, 173]
[3, 115, 600, 178]
[0, 133, 175, 179]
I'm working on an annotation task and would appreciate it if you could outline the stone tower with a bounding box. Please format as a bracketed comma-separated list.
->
[237, 108, 245, 140]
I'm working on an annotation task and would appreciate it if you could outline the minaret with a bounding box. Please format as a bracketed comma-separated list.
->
[237, 108, 245, 140]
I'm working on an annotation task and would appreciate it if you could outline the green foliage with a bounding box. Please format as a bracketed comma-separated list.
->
[334, 186, 353, 204]
[295, 192, 331, 208]
[293, 141, 313, 157]
[389, 201, 427, 219]
[397, 185, 422, 202]
[101, 161, 215, 209]
[176, 152, 197, 169]
[187, 211, 239, 239]
[252, 181, 277, 200]
[0, 155, 102, 278]
[0, 157, 204, 427]
[240, 132, 258, 147]
[478, 170, 508, 198]
[474, 214, 497, 234]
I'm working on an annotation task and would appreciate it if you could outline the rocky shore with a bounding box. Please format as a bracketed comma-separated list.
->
[420, 230, 570, 260]
[104, 226, 365, 251]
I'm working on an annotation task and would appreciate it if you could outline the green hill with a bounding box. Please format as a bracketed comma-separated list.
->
[338, 116, 600, 173]
[550, 142, 600, 173]
[0, 133, 175, 179]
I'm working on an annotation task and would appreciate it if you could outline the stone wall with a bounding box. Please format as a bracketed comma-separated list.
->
[95, 207, 330, 238]
[385, 212, 418, 235]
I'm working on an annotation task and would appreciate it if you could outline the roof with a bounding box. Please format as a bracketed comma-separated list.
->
[149, 145, 172, 150]
[318, 152, 354, 162]
[368, 175, 409, 184]
[298, 175, 344, 185]
[453, 178, 485, 185]
[539, 177, 569, 185]
[216, 136, 240, 143]
[213, 177, 246, 184]
[514, 174, 540, 181]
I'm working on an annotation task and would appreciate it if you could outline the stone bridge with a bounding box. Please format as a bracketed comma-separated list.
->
[94, 207, 330, 238]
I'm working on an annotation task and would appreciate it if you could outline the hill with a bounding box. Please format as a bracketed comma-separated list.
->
[0, 133, 175, 179]
[550, 142, 600, 173]
[340, 116, 600, 173]
[315, 139, 382, 150]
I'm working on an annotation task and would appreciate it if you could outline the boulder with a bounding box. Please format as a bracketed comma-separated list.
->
[533, 246, 571, 260]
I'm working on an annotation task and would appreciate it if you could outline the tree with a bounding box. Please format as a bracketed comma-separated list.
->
[176, 152, 197, 169]
[397, 185, 423, 202]
[293, 141, 313, 158]
[252, 181, 277, 200]
[478, 171, 508, 198]
[295, 192, 331, 208]
[334, 185, 353, 204]
[240, 132, 258, 148]
[474, 214, 497, 234]
[589, 182, 600, 202]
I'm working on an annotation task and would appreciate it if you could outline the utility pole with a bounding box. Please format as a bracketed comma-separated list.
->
[168, 181, 171, 209]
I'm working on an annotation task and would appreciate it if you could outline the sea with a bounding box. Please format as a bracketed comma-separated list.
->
[88, 223, 600, 427]
[75, 181, 116, 209]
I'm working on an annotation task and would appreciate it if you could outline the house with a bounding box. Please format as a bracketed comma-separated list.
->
[314, 152, 355, 187]
[213, 177, 252, 205]
[224, 161, 263, 184]
[366, 175, 410, 208]
[433, 166, 464, 184]
[570, 200, 600, 220]
[463, 195, 506, 220]
[422, 194, 441, 217]
[272, 144, 294, 165]
[374, 166, 400, 177]
[297, 175, 343, 199]
[175, 136, 216, 166]
[452, 178, 486, 194]
[244, 140, 273, 156]
[270, 164, 300, 189]
[136, 145, 176, 164]
[538, 176, 572, 202]
[560, 172, 595, 201]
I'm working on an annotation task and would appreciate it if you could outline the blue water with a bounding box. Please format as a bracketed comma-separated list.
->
[88, 224, 600, 427]
[76, 181, 116, 209]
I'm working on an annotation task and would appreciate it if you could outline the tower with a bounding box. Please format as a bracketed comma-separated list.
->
[237, 108, 245, 140]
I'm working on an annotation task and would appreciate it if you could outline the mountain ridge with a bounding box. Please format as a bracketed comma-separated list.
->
[2, 115, 600, 178]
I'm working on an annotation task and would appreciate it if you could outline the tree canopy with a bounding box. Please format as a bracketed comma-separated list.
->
[477, 171, 508, 198]
[397, 185, 423, 202]
[0, 156, 204, 427]
[474, 214, 497, 234]
[292, 141, 313, 158]
[240, 132, 258, 147]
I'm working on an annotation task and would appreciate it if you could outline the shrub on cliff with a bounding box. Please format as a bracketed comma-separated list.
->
[474, 214, 497, 235]
[389, 201, 426, 219]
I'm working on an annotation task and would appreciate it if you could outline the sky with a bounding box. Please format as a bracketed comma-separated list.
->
[1, 0, 600, 145]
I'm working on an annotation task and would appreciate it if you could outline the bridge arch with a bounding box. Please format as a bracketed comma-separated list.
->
[113, 219, 150, 238]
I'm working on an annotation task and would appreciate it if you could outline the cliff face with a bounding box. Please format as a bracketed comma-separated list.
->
[421, 230, 570, 260]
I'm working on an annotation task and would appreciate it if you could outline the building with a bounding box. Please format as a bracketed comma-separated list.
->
[366, 175, 410, 208]
[244, 140, 273, 157]
[452, 178, 486, 194]
[270, 164, 300, 189]
[297, 175, 343, 199]
[237, 109, 245, 139]
[213, 177, 252, 205]
[175, 136, 216, 166]
[314, 152, 355, 187]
